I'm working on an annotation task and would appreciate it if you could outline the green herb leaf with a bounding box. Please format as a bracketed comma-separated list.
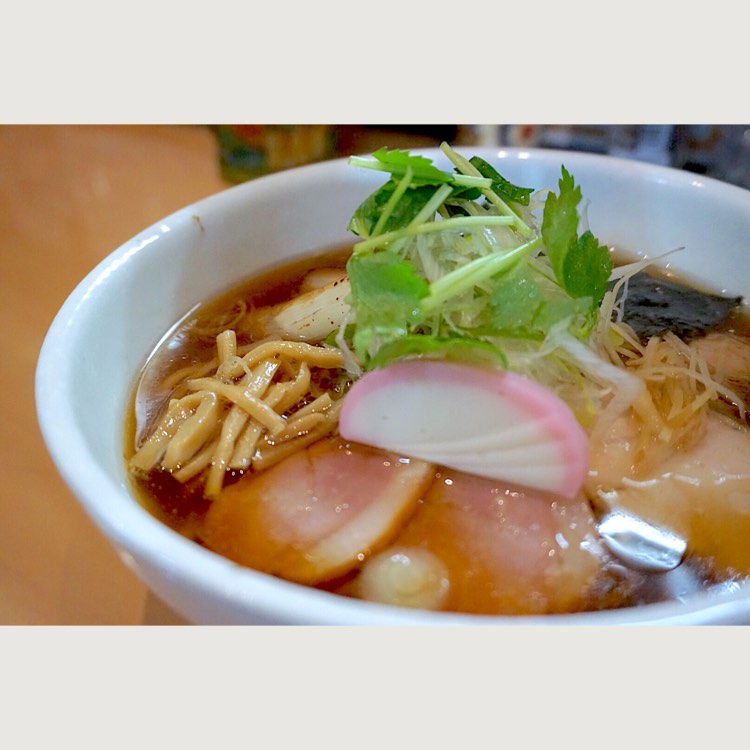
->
[541, 166, 581, 281]
[346, 249, 429, 365]
[533, 295, 596, 338]
[541, 166, 612, 305]
[348, 182, 441, 238]
[371, 147, 452, 185]
[562, 229, 613, 303]
[368, 334, 506, 370]
[488, 265, 544, 338]
[468, 156, 534, 206]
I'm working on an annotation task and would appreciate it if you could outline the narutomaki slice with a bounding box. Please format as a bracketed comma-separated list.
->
[339, 360, 590, 499]
[201, 436, 434, 584]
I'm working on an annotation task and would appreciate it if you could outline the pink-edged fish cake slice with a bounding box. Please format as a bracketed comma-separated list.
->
[339, 359, 590, 499]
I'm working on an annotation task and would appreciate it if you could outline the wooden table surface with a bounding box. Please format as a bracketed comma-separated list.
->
[0, 124, 453, 624]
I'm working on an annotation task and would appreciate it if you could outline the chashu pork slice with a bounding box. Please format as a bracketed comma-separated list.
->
[379, 471, 607, 616]
[591, 412, 750, 576]
[202, 436, 434, 585]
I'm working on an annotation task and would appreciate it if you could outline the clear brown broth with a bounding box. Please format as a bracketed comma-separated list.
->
[125, 246, 750, 614]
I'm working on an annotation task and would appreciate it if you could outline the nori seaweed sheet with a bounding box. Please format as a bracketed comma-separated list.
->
[617, 271, 743, 341]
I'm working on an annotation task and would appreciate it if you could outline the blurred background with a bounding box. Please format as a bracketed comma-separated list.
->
[2, 123, 749, 625]
[213, 124, 750, 188]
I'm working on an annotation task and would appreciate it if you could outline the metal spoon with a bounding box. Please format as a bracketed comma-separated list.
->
[596, 507, 687, 573]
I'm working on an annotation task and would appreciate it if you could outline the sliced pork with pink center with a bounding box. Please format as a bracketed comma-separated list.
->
[202, 436, 434, 584]
[375, 471, 607, 615]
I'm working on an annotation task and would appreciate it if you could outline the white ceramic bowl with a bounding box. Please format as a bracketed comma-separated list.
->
[36, 147, 750, 625]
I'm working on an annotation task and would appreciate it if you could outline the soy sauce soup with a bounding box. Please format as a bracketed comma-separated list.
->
[126, 247, 750, 617]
